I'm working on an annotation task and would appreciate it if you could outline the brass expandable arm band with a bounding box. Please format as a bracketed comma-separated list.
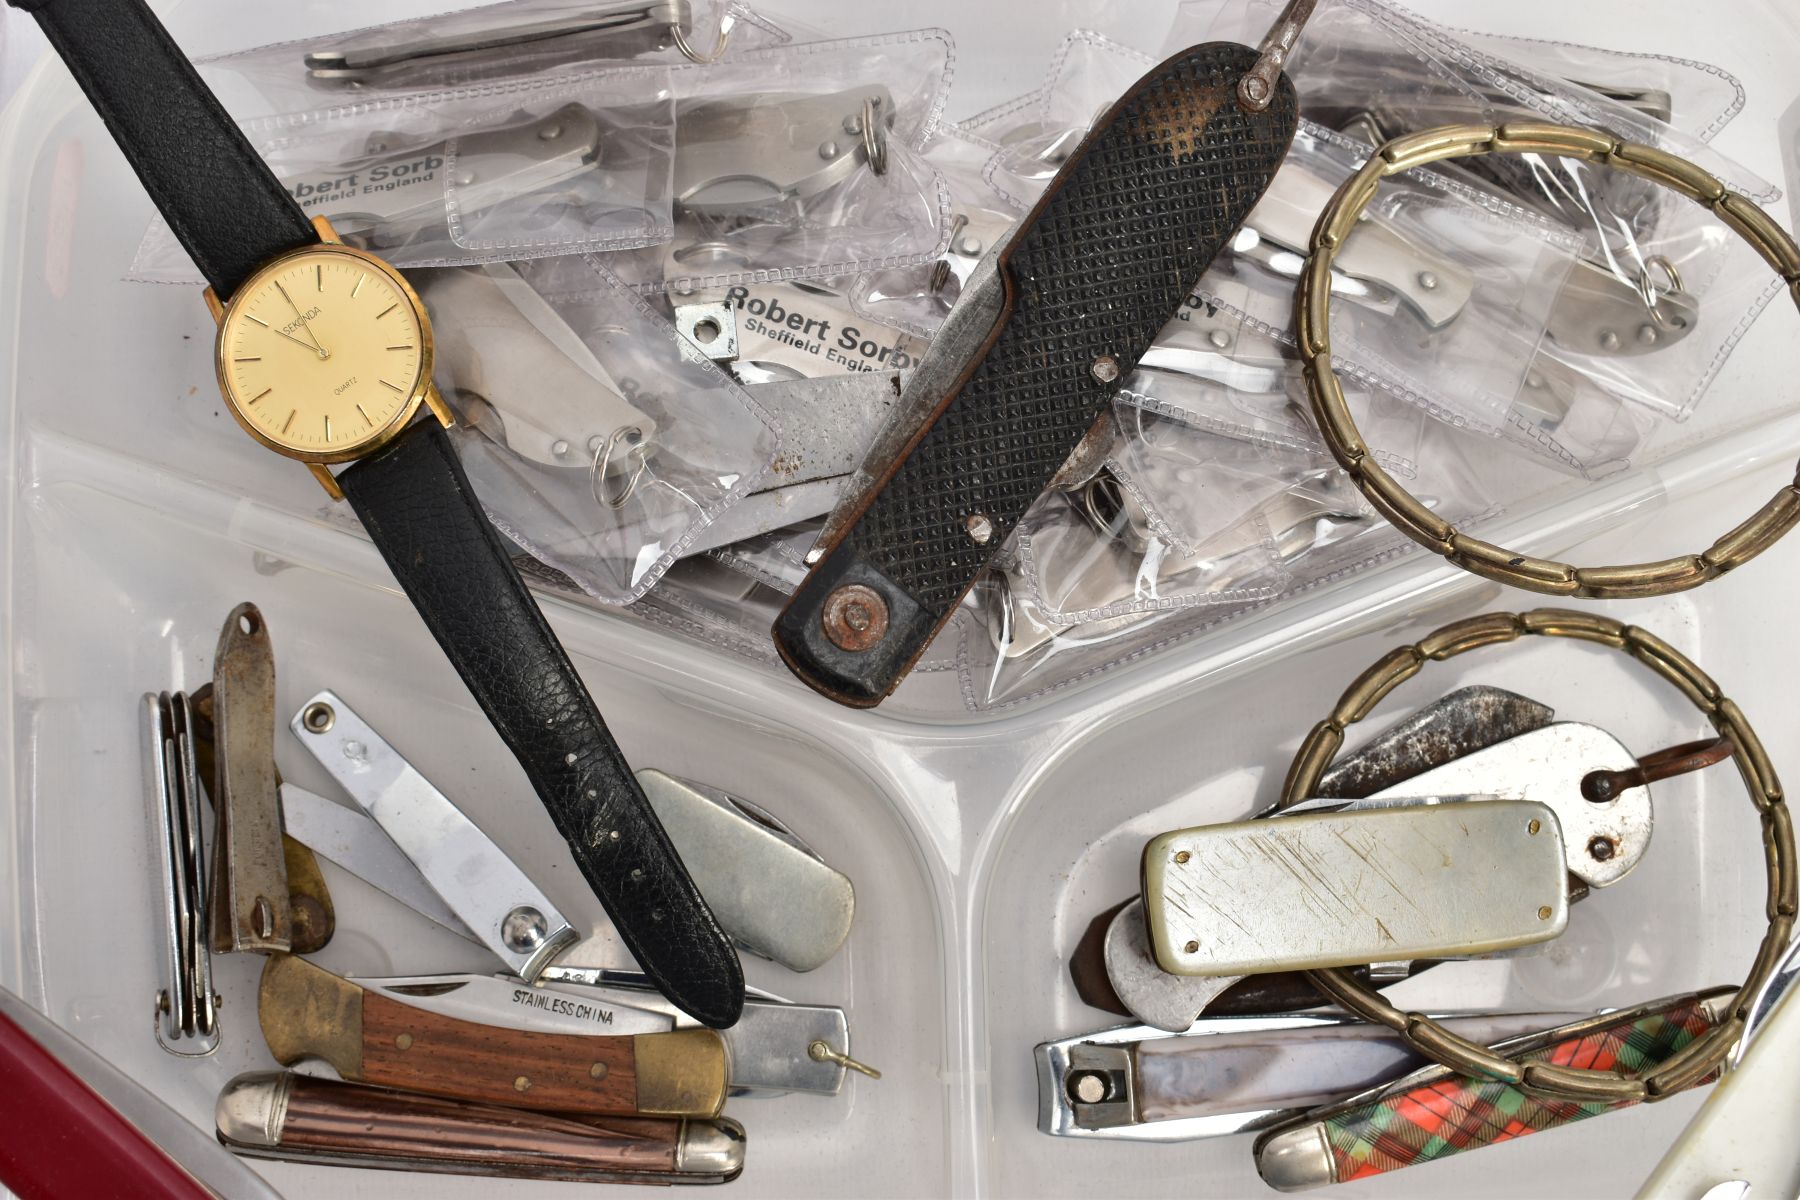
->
[1281, 608, 1795, 1101]
[1297, 122, 1800, 599]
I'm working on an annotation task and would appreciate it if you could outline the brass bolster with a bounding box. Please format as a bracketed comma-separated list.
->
[633, 1030, 728, 1118]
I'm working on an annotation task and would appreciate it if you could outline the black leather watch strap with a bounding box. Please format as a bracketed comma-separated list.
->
[13, 0, 315, 297]
[340, 422, 744, 1029]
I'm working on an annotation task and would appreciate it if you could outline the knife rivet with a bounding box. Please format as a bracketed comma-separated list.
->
[964, 513, 995, 546]
[1183, 940, 1200, 954]
[1418, 271, 1440, 291]
[844, 114, 863, 135]
[1638, 324, 1659, 346]
[395, 1033, 413, 1051]
[552, 439, 571, 457]
[514, 1075, 532, 1092]
[501, 906, 549, 953]
[1538, 905, 1553, 920]
[1600, 329, 1622, 352]
[1208, 329, 1231, 349]
[1070, 1072, 1109, 1104]
[454, 171, 476, 187]
[820, 140, 841, 160]
[590, 1062, 608, 1080]
[252, 897, 275, 939]
[1528, 819, 1541, 835]
[538, 123, 562, 141]
[1090, 355, 1121, 385]
[1174, 850, 1191, 864]
[822, 584, 890, 652]
[300, 701, 335, 733]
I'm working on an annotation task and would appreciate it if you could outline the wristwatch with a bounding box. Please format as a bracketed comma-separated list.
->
[14, 0, 743, 1028]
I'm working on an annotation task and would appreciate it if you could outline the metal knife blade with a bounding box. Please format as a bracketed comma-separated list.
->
[288, 690, 584, 983]
[279, 782, 472, 940]
[772, 35, 1304, 707]
[284, 694, 855, 975]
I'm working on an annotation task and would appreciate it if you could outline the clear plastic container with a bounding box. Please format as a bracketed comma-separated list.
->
[1, 0, 1797, 1197]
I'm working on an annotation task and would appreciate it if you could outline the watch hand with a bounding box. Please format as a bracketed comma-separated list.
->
[272, 281, 330, 359]
[262, 324, 330, 355]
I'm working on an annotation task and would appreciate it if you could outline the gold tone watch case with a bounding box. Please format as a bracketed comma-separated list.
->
[203, 216, 453, 499]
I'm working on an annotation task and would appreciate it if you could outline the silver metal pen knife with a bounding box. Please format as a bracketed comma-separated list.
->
[1037, 1009, 1583, 1141]
[303, 2, 692, 87]
[286, 105, 606, 253]
[284, 690, 855, 978]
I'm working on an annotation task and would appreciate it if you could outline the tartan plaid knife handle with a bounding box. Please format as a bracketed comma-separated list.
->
[1254, 996, 1727, 1191]
[771, 41, 1299, 707]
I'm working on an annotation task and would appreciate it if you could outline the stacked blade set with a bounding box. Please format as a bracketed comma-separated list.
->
[143, 605, 865, 1183]
[23, 0, 1787, 1192]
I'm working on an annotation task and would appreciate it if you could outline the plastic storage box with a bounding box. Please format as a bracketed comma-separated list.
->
[2, 0, 1798, 1195]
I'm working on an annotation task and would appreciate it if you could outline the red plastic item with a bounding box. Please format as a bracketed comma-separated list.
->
[0, 1008, 213, 1200]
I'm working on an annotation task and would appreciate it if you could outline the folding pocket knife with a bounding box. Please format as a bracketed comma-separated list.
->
[771, 4, 1315, 706]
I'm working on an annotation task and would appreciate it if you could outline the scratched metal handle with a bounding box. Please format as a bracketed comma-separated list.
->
[772, 41, 1299, 706]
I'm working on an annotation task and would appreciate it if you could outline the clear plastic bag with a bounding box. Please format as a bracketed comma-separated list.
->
[602, 29, 956, 295]
[973, 33, 1581, 443]
[196, 0, 789, 116]
[970, 31, 1154, 211]
[1120, 301, 1427, 480]
[421, 257, 779, 604]
[131, 66, 678, 281]
[1444, 26, 1748, 145]
[848, 122, 1025, 340]
[1171, 0, 1785, 429]
[961, 405, 1560, 711]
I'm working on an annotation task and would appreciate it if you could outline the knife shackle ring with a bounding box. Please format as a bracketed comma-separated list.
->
[1279, 608, 1795, 1102]
[1297, 122, 1800, 599]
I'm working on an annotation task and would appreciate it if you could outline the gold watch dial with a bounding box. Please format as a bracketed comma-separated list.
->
[217, 246, 429, 461]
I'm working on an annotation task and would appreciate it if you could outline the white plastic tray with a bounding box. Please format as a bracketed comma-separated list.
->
[2, 1, 1798, 1197]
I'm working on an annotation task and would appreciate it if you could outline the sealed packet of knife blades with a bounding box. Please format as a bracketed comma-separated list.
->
[1445, 28, 1750, 146]
[975, 33, 1581, 453]
[129, 65, 678, 283]
[963, 413, 1553, 711]
[1002, 409, 1423, 632]
[1177, 0, 1786, 442]
[1120, 294, 1428, 477]
[847, 122, 1027, 341]
[421, 255, 779, 604]
[600, 29, 955, 296]
[194, 0, 790, 115]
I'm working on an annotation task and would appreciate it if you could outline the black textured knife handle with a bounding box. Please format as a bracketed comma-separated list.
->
[13, 0, 315, 297]
[773, 43, 1298, 707]
[340, 423, 743, 1029]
